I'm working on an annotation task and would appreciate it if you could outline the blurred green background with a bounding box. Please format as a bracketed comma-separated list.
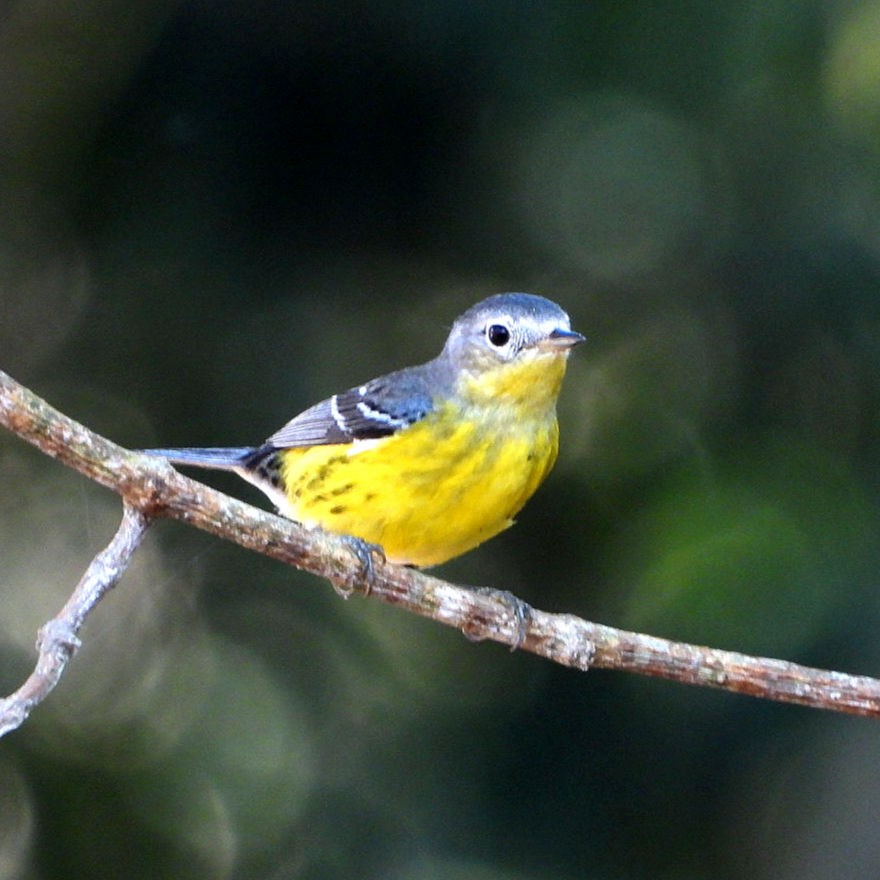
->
[2, 1, 880, 878]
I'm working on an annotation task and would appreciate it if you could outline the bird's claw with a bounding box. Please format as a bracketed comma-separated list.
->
[334, 534, 385, 597]
[471, 587, 533, 650]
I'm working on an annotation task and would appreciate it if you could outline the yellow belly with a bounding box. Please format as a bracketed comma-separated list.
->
[277, 406, 559, 566]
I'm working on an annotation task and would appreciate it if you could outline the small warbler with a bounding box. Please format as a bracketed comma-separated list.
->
[146, 293, 583, 566]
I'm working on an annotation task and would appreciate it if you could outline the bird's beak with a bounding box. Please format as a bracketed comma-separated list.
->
[538, 328, 586, 351]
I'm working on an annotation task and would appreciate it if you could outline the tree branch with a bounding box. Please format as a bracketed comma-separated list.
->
[1, 367, 878, 735]
[0, 503, 150, 737]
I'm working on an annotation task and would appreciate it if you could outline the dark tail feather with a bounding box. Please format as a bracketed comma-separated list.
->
[140, 447, 258, 471]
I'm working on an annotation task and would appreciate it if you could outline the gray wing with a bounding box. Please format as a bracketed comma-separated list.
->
[266, 366, 435, 448]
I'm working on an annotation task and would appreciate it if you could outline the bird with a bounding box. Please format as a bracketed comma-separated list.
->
[144, 293, 584, 567]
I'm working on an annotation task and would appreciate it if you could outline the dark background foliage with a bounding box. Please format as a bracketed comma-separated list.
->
[2, 2, 880, 878]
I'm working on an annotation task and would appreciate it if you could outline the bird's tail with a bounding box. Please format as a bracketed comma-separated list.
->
[140, 447, 258, 471]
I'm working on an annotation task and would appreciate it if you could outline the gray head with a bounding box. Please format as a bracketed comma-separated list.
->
[441, 293, 584, 372]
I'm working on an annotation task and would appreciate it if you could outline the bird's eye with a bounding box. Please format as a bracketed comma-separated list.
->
[486, 323, 511, 347]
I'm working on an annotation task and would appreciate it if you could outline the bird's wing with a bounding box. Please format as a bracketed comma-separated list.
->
[266, 368, 435, 448]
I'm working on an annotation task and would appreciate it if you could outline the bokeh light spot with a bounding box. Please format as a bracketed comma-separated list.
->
[515, 93, 708, 280]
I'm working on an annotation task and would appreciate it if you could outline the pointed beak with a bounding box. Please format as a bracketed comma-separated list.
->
[538, 328, 586, 351]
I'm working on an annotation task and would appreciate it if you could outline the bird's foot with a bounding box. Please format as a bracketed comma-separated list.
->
[333, 534, 386, 597]
[469, 587, 533, 650]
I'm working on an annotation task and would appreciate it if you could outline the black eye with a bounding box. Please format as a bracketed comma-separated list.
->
[486, 323, 511, 347]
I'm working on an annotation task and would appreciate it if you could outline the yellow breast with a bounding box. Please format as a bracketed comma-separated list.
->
[278, 355, 565, 566]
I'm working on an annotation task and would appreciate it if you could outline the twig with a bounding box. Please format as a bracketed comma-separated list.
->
[0, 504, 150, 737]
[0, 367, 878, 734]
